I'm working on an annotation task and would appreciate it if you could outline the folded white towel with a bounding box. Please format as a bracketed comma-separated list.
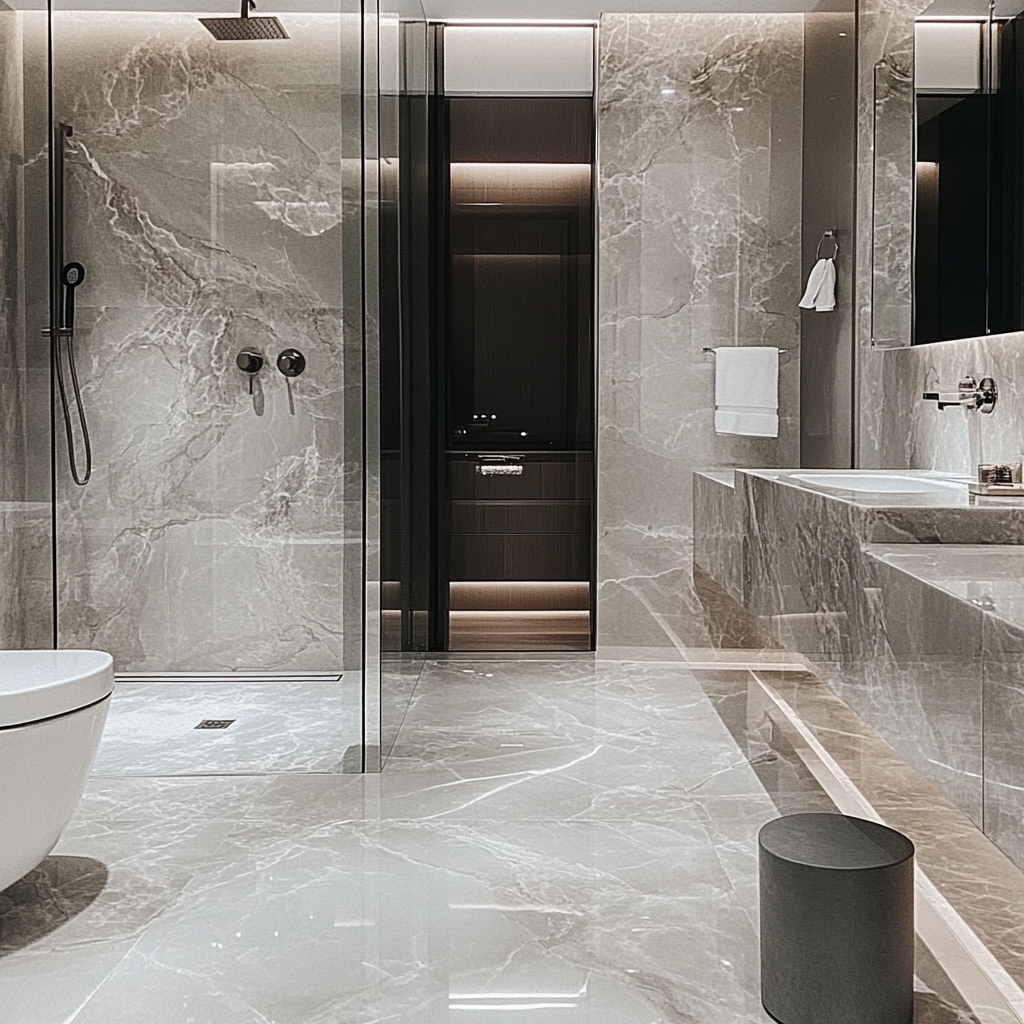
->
[799, 257, 836, 312]
[713, 346, 779, 438]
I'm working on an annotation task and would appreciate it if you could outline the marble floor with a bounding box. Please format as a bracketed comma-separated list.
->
[0, 655, 998, 1024]
[91, 681, 364, 777]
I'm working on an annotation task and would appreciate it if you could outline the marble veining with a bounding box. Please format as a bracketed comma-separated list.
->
[91, 682, 362, 777]
[0, 12, 53, 651]
[0, 656, 992, 1024]
[49, 13, 359, 672]
[855, 0, 1024, 477]
[694, 468, 1024, 867]
[598, 14, 802, 649]
[865, 545, 1024, 872]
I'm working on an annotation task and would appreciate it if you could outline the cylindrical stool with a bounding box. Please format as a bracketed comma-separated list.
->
[759, 812, 915, 1024]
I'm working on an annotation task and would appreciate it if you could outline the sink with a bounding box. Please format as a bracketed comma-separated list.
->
[789, 472, 967, 494]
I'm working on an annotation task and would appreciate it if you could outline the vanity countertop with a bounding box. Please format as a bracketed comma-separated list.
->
[868, 544, 1024, 635]
[694, 469, 736, 488]
[738, 469, 1024, 544]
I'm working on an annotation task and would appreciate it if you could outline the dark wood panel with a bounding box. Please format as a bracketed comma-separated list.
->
[448, 500, 590, 535]
[448, 534, 590, 581]
[447, 459, 593, 500]
[448, 97, 593, 164]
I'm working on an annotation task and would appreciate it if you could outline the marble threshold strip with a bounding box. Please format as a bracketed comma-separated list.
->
[751, 669, 1024, 1024]
[650, 609, 811, 672]
[115, 672, 344, 684]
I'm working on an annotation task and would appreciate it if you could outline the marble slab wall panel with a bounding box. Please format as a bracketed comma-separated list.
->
[51, 14, 358, 672]
[853, 0, 1024, 475]
[692, 470, 742, 603]
[0, 8, 25, 647]
[597, 14, 803, 648]
[855, 0, 919, 361]
[864, 331, 1024, 475]
[0, 12, 52, 651]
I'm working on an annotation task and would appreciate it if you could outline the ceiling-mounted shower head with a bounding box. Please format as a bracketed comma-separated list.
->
[200, 0, 288, 40]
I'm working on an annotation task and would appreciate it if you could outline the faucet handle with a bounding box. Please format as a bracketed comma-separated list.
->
[923, 375, 998, 413]
[923, 376, 977, 409]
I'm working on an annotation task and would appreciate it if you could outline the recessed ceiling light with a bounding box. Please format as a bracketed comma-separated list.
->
[661, 87, 676, 96]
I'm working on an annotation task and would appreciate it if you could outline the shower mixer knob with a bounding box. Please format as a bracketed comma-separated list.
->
[236, 349, 264, 374]
[276, 348, 306, 377]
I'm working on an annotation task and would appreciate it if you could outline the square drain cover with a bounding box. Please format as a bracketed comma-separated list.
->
[195, 719, 235, 730]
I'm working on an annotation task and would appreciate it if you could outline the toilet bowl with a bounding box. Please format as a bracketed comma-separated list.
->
[0, 650, 114, 892]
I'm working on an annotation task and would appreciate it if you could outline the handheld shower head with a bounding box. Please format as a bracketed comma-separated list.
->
[62, 261, 85, 331]
[200, 0, 288, 40]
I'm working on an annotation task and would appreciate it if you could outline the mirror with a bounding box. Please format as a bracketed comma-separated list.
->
[871, 0, 1024, 346]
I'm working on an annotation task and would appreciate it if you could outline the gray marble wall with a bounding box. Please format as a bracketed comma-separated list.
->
[597, 14, 803, 648]
[853, 0, 1024, 474]
[0, 10, 52, 651]
[51, 14, 357, 672]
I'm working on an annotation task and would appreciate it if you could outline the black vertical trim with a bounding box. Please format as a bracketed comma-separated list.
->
[428, 24, 449, 651]
[47, 0, 58, 650]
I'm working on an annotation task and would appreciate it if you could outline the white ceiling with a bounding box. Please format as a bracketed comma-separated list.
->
[422, 0, 822, 17]
[4, 0, 828, 18]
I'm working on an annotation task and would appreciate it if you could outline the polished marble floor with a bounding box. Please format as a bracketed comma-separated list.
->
[92, 681, 364, 777]
[0, 657, 988, 1023]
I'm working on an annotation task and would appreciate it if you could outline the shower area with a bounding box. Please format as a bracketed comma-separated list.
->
[0, 0, 426, 770]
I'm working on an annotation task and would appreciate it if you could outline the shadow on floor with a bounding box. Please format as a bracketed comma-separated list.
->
[0, 856, 108, 956]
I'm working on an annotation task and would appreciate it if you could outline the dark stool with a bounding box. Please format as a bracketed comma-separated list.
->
[759, 812, 915, 1024]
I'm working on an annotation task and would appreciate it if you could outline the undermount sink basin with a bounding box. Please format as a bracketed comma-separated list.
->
[789, 472, 967, 494]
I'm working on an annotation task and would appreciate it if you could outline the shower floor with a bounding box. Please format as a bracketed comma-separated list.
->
[91, 681, 363, 777]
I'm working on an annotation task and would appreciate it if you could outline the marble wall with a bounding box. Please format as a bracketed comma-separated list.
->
[597, 14, 803, 648]
[0, 10, 52, 651]
[854, 0, 1024, 474]
[50, 14, 358, 672]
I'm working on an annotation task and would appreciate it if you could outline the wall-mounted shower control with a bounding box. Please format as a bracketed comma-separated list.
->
[276, 348, 306, 377]
[236, 349, 264, 374]
[236, 349, 264, 396]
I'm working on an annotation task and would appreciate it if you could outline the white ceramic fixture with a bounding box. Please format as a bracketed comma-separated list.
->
[0, 650, 113, 891]
[790, 473, 967, 494]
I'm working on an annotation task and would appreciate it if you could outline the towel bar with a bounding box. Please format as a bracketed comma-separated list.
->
[702, 347, 787, 354]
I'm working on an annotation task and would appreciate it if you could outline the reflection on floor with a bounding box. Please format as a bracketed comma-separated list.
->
[0, 654, 1000, 1024]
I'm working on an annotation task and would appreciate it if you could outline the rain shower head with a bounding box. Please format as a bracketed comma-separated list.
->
[200, 0, 288, 40]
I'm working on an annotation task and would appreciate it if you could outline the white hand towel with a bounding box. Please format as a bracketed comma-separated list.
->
[713, 346, 779, 438]
[799, 257, 836, 312]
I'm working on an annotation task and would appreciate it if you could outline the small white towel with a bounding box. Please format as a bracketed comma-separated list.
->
[799, 257, 836, 311]
[713, 346, 779, 438]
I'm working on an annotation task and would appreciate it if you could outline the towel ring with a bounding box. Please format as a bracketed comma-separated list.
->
[816, 229, 839, 260]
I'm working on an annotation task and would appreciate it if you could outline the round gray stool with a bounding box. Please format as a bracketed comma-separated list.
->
[759, 812, 915, 1024]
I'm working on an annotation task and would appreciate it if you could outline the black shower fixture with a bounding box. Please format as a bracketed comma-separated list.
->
[200, 0, 288, 41]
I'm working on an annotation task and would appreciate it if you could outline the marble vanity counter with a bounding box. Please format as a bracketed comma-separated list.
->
[869, 544, 1024, 635]
[693, 467, 1024, 872]
[864, 544, 1024, 869]
[744, 469, 1024, 544]
[692, 471, 741, 600]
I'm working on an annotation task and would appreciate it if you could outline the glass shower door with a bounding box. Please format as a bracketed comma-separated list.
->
[47, 2, 365, 679]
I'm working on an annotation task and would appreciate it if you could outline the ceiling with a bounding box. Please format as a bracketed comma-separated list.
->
[4, 0, 831, 18]
[421, 0, 824, 17]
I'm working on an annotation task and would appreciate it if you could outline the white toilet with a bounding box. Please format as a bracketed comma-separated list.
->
[0, 650, 114, 892]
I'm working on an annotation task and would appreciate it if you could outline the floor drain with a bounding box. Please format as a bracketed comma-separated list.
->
[195, 719, 235, 730]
